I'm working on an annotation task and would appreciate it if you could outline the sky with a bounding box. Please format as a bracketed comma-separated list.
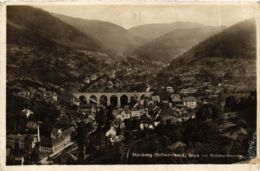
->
[35, 3, 258, 29]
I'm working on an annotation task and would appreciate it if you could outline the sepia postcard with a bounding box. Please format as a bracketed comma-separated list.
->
[0, 1, 259, 171]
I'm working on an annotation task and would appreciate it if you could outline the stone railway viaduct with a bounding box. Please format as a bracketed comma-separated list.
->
[73, 92, 154, 107]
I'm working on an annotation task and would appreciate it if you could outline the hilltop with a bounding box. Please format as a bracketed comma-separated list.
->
[128, 21, 205, 42]
[53, 13, 146, 55]
[7, 6, 110, 53]
[134, 26, 224, 63]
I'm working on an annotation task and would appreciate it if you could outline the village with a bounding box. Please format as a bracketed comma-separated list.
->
[6, 75, 256, 164]
[5, 4, 258, 166]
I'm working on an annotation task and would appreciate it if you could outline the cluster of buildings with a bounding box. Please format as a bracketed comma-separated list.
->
[7, 80, 76, 164]
[7, 79, 58, 104]
[7, 123, 76, 164]
[6, 84, 201, 165]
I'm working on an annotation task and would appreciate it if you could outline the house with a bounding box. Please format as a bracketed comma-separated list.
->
[131, 110, 141, 118]
[15, 87, 30, 99]
[21, 109, 34, 119]
[170, 94, 182, 104]
[119, 110, 131, 120]
[79, 104, 93, 114]
[60, 94, 80, 106]
[35, 87, 57, 102]
[147, 100, 154, 106]
[45, 91, 58, 102]
[70, 95, 80, 106]
[84, 77, 90, 84]
[183, 97, 197, 109]
[39, 90, 58, 102]
[166, 86, 174, 93]
[107, 81, 113, 89]
[27, 86, 37, 98]
[121, 106, 131, 120]
[39, 89, 57, 102]
[7, 134, 39, 153]
[151, 95, 160, 102]
[7, 148, 26, 165]
[7, 134, 28, 149]
[40, 127, 75, 155]
[180, 88, 197, 95]
[109, 71, 116, 79]
[52, 92, 58, 102]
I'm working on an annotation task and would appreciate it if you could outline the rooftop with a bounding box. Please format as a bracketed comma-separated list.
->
[183, 97, 197, 101]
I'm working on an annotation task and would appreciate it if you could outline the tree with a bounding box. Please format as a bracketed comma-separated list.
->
[196, 104, 220, 122]
[224, 71, 234, 80]
[237, 97, 247, 110]
[225, 96, 238, 112]
[171, 76, 182, 88]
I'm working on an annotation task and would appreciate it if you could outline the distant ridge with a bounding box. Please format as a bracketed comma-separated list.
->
[167, 19, 256, 68]
[53, 13, 147, 55]
[128, 21, 206, 42]
[133, 25, 224, 63]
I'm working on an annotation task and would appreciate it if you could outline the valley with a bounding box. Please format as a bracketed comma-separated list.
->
[6, 5, 257, 165]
